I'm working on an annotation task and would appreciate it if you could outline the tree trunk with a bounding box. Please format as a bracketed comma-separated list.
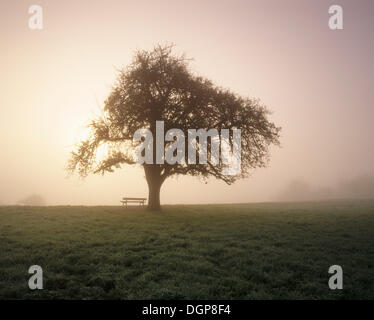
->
[144, 165, 163, 211]
[147, 179, 162, 211]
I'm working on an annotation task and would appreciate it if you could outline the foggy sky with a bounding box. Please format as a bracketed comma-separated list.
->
[0, 0, 373, 205]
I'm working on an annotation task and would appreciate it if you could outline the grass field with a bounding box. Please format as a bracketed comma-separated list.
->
[0, 200, 373, 299]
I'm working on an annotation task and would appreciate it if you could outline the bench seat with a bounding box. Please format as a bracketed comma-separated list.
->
[121, 197, 147, 207]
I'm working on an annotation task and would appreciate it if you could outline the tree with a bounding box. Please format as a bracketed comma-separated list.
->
[67, 45, 281, 211]
[17, 194, 46, 206]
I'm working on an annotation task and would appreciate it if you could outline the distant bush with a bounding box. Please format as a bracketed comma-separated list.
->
[338, 175, 374, 199]
[17, 194, 46, 206]
[277, 180, 333, 201]
[278, 175, 374, 201]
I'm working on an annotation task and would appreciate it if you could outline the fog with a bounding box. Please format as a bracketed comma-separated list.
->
[0, 0, 373, 205]
[277, 175, 374, 202]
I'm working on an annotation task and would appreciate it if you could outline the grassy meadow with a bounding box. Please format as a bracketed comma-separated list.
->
[0, 200, 373, 299]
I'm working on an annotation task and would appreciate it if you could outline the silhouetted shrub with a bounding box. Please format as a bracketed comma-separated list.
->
[17, 194, 46, 206]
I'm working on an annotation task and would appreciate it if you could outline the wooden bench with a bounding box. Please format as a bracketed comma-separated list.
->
[121, 197, 147, 207]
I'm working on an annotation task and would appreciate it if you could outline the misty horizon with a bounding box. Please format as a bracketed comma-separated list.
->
[1, 0, 374, 205]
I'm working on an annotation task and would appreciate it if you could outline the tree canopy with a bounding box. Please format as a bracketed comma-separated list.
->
[68, 45, 281, 210]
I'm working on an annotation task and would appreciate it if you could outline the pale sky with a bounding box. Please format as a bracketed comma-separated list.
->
[0, 0, 373, 205]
